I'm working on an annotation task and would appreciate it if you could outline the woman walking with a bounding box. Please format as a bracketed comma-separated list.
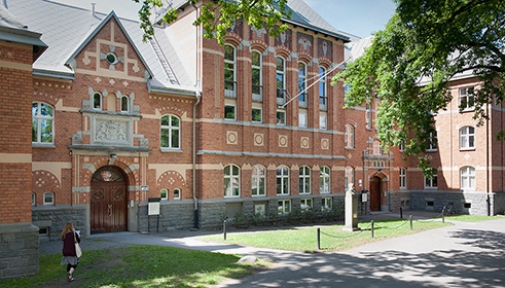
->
[60, 222, 81, 282]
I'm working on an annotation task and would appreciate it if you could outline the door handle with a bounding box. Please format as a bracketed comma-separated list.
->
[108, 204, 112, 216]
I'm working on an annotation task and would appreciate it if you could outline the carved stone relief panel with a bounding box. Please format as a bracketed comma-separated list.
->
[91, 117, 132, 146]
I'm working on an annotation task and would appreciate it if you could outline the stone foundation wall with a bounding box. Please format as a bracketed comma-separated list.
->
[0, 223, 39, 279]
[32, 205, 87, 241]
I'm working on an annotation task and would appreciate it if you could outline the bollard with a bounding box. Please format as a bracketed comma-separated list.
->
[317, 228, 321, 250]
[371, 220, 374, 238]
[223, 220, 227, 240]
[442, 209, 445, 223]
[410, 215, 413, 230]
[400, 207, 403, 219]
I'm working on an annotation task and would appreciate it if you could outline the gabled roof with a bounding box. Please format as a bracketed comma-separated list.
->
[4, 0, 195, 95]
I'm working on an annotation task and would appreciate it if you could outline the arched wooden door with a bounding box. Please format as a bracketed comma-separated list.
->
[369, 176, 381, 211]
[90, 166, 127, 234]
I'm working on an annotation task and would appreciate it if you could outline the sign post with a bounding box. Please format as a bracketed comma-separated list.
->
[148, 197, 161, 233]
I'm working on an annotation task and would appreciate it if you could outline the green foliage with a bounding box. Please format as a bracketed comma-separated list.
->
[135, 0, 291, 44]
[335, 0, 505, 169]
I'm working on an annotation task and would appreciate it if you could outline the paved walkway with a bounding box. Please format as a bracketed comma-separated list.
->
[40, 212, 505, 287]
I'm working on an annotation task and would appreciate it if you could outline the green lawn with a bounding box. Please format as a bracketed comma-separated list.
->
[2, 246, 270, 288]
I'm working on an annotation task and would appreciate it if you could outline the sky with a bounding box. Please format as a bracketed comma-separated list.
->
[53, 0, 396, 38]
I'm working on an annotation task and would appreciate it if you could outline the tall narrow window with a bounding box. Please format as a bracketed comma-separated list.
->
[252, 165, 266, 196]
[460, 126, 475, 150]
[320, 166, 330, 194]
[276, 57, 286, 104]
[299, 166, 311, 194]
[424, 168, 438, 188]
[251, 51, 262, 101]
[459, 86, 475, 110]
[427, 131, 438, 151]
[224, 45, 236, 98]
[32, 102, 54, 144]
[365, 103, 372, 129]
[319, 114, 327, 130]
[298, 62, 307, 107]
[93, 92, 102, 109]
[276, 165, 290, 195]
[460, 166, 476, 190]
[319, 66, 327, 110]
[322, 197, 332, 212]
[161, 114, 180, 149]
[224, 164, 240, 197]
[121, 96, 129, 112]
[399, 168, 407, 189]
[344, 124, 355, 148]
[299, 110, 307, 128]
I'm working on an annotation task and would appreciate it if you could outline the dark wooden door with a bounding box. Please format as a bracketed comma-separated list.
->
[369, 177, 381, 211]
[90, 167, 127, 234]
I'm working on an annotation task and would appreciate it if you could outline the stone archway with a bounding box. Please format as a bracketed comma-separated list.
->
[90, 166, 127, 234]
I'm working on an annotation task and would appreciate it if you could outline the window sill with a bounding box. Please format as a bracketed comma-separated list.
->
[33, 143, 56, 148]
[161, 148, 182, 153]
[459, 148, 475, 151]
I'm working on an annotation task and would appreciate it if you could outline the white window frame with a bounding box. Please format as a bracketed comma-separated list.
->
[251, 50, 262, 101]
[160, 114, 181, 150]
[276, 57, 286, 102]
[322, 197, 332, 212]
[299, 166, 311, 194]
[345, 124, 355, 149]
[424, 168, 438, 189]
[298, 62, 307, 107]
[299, 110, 308, 128]
[300, 198, 313, 211]
[320, 166, 331, 194]
[319, 66, 327, 110]
[459, 86, 475, 110]
[399, 168, 407, 189]
[427, 131, 438, 151]
[460, 126, 475, 150]
[276, 110, 286, 125]
[121, 96, 129, 112]
[224, 164, 240, 197]
[160, 189, 168, 200]
[224, 44, 236, 98]
[252, 165, 266, 197]
[252, 107, 262, 123]
[319, 114, 327, 130]
[460, 166, 476, 190]
[173, 188, 181, 200]
[32, 102, 54, 145]
[224, 104, 236, 120]
[93, 92, 102, 110]
[276, 165, 290, 195]
[43, 192, 54, 206]
[278, 200, 291, 215]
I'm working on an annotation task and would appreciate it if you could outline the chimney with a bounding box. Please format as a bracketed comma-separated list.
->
[91, 3, 96, 17]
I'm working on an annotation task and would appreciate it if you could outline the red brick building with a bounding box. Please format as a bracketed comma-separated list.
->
[1, 0, 505, 279]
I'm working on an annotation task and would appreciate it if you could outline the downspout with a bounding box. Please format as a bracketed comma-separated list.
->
[486, 101, 491, 216]
[192, 2, 202, 229]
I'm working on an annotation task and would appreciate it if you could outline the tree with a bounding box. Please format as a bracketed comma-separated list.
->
[334, 0, 505, 172]
[134, 0, 291, 44]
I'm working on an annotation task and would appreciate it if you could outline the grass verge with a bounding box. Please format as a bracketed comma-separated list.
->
[2, 245, 271, 288]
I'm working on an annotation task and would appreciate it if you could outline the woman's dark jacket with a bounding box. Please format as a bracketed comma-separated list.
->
[62, 232, 81, 256]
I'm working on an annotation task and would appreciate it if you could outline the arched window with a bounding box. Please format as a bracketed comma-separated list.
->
[319, 66, 327, 109]
[460, 166, 476, 190]
[43, 192, 54, 206]
[299, 166, 311, 194]
[224, 164, 240, 197]
[224, 45, 236, 98]
[460, 126, 475, 150]
[160, 114, 180, 149]
[32, 102, 54, 144]
[93, 92, 102, 110]
[298, 62, 307, 107]
[276, 165, 289, 195]
[252, 165, 266, 196]
[174, 188, 181, 200]
[344, 124, 355, 148]
[251, 51, 262, 101]
[320, 166, 330, 194]
[160, 189, 168, 200]
[121, 96, 129, 112]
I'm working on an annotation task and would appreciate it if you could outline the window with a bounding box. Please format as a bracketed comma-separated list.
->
[121, 96, 129, 112]
[32, 192, 36, 206]
[299, 166, 311, 194]
[161, 114, 180, 149]
[252, 107, 262, 123]
[32, 102, 54, 144]
[319, 114, 327, 130]
[399, 168, 407, 189]
[299, 110, 307, 128]
[300, 198, 313, 211]
[252, 51, 262, 101]
[224, 104, 236, 120]
[322, 197, 332, 212]
[461, 166, 476, 190]
[460, 126, 475, 150]
[160, 189, 168, 200]
[365, 103, 372, 129]
[424, 168, 438, 189]
[43, 192, 54, 205]
[276, 165, 290, 195]
[319, 67, 327, 109]
[276, 57, 286, 103]
[174, 188, 181, 200]
[344, 84, 351, 106]
[276, 110, 286, 125]
[278, 200, 291, 215]
[427, 131, 438, 151]
[224, 45, 236, 97]
[298, 62, 307, 107]
[254, 204, 266, 215]
[224, 164, 240, 197]
[459, 86, 475, 110]
[320, 166, 330, 194]
[93, 92, 102, 109]
[344, 166, 355, 191]
[344, 124, 355, 148]
[252, 165, 266, 196]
